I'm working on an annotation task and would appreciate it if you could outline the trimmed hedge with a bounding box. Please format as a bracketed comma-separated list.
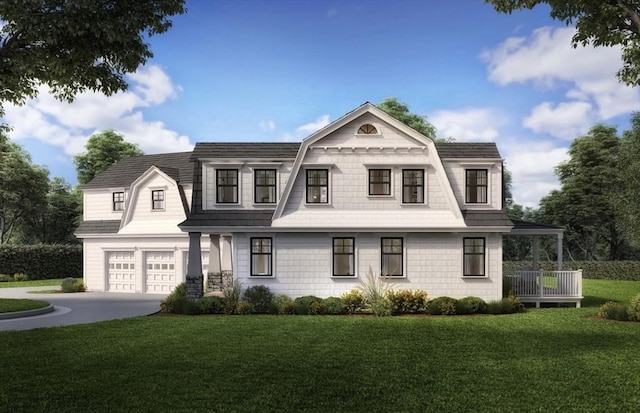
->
[0, 245, 82, 280]
[504, 261, 640, 281]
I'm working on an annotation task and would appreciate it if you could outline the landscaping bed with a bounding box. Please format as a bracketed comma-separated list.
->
[0, 298, 50, 314]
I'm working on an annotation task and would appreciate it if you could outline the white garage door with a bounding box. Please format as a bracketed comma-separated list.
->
[145, 251, 176, 293]
[107, 252, 136, 292]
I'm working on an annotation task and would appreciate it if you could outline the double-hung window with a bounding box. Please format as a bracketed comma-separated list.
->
[250, 237, 272, 276]
[151, 190, 164, 210]
[369, 169, 391, 196]
[381, 238, 403, 277]
[306, 169, 328, 203]
[466, 169, 488, 204]
[402, 169, 424, 203]
[217, 169, 239, 204]
[333, 238, 355, 276]
[463, 237, 485, 276]
[113, 192, 124, 211]
[254, 169, 276, 204]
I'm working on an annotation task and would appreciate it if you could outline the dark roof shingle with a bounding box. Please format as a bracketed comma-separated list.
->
[462, 210, 513, 227]
[435, 143, 501, 159]
[75, 220, 121, 235]
[179, 210, 273, 228]
[191, 143, 301, 160]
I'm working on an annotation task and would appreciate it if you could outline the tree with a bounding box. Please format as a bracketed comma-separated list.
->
[74, 130, 144, 185]
[376, 98, 438, 139]
[485, 1, 640, 86]
[0, 0, 186, 125]
[617, 112, 640, 243]
[0, 132, 49, 244]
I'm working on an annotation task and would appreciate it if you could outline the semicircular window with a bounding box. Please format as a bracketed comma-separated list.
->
[357, 124, 378, 134]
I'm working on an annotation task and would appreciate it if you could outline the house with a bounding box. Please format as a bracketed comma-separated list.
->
[75, 103, 582, 306]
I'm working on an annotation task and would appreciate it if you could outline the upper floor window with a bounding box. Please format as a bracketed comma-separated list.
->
[255, 169, 277, 204]
[381, 237, 403, 277]
[357, 124, 378, 134]
[151, 190, 164, 210]
[463, 237, 485, 276]
[306, 169, 328, 204]
[369, 169, 391, 196]
[466, 169, 488, 204]
[333, 237, 355, 277]
[112, 192, 124, 211]
[250, 237, 272, 276]
[402, 169, 424, 203]
[217, 169, 239, 204]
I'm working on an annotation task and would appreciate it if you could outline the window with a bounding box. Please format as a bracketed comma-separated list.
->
[306, 169, 328, 203]
[151, 190, 164, 210]
[402, 169, 424, 203]
[369, 169, 391, 196]
[250, 237, 272, 276]
[333, 238, 355, 276]
[113, 192, 124, 211]
[381, 238, 403, 276]
[254, 169, 277, 204]
[466, 169, 488, 204]
[463, 238, 485, 276]
[217, 169, 239, 203]
[357, 124, 378, 134]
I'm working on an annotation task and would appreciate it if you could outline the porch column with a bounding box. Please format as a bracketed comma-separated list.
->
[557, 233, 563, 271]
[221, 235, 233, 272]
[532, 235, 539, 271]
[186, 232, 203, 299]
[209, 234, 221, 274]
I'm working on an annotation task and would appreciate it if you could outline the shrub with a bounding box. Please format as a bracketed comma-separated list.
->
[0, 274, 12, 282]
[222, 279, 242, 315]
[486, 299, 513, 315]
[12, 273, 28, 281]
[427, 296, 457, 315]
[198, 296, 225, 314]
[160, 283, 188, 313]
[323, 297, 346, 315]
[61, 277, 86, 293]
[341, 289, 365, 314]
[242, 285, 274, 314]
[293, 296, 323, 315]
[272, 294, 295, 315]
[310, 300, 328, 315]
[371, 297, 394, 317]
[628, 294, 640, 322]
[505, 295, 525, 313]
[237, 300, 255, 315]
[386, 289, 428, 314]
[0, 244, 82, 280]
[598, 301, 629, 321]
[457, 296, 488, 315]
[358, 266, 394, 309]
[504, 260, 640, 281]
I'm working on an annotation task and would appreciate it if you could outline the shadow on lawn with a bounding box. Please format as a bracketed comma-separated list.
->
[582, 295, 617, 307]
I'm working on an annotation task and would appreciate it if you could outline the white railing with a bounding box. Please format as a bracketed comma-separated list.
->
[506, 270, 583, 299]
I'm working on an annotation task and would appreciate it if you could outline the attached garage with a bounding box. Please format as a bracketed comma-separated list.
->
[145, 251, 177, 293]
[107, 251, 136, 292]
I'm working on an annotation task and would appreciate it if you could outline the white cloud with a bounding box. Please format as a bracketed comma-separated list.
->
[3, 64, 192, 156]
[297, 115, 331, 134]
[259, 120, 276, 132]
[482, 26, 640, 139]
[429, 108, 505, 142]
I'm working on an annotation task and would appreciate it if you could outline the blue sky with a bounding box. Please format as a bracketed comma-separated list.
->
[3, 0, 639, 207]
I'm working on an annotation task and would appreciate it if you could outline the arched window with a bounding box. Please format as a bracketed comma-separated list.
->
[357, 124, 378, 134]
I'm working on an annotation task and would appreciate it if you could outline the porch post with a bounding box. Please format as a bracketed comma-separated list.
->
[186, 232, 203, 299]
[209, 234, 221, 274]
[532, 235, 539, 270]
[557, 233, 563, 271]
[221, 235, 233, 272]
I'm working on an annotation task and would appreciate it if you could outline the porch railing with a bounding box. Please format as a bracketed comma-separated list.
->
[505, 270, 583, 307]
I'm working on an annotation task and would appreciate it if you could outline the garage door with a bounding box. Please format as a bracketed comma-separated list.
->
[145, 251, 176, 293]
[107, 252, 136, 292]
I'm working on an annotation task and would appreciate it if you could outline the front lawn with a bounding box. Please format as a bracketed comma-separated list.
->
[1, 280, 640, 412]
[0, 279, 65, 288]
[0, 298, 49, 313]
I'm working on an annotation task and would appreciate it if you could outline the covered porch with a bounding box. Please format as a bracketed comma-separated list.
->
[504, 219, 583, 308]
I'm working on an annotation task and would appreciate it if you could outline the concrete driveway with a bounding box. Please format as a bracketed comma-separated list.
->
[0, 286, 165, 332]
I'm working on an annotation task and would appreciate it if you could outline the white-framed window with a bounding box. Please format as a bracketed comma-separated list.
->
[333, 237, 355, 277]
[151, 189, 164, 211]
[216, 169, 239, 204]
[368, 169, 392, 196]
[381, 237, 403, 277]
[254, 169, 277, 204]
[250, 237, 273, 276]
[306, 169, 329, 204]
[112, 192, 124, 211]
[402, 169, 424, 204]
[463, 237, 485, 276]
[465, 169, 488, 204]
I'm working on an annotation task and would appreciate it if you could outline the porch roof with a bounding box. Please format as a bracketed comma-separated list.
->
[75, 220, 122, 235]
[178, 210, 274, 229]
[509, 219, 564, 235]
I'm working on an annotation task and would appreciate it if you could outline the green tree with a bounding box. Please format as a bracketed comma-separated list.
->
[376, 97, 438, 139]
[485, 0, 640, 86]
[0, 0, 186, 125]
[0, 132, 49, 244]
[74, 130, 144, 185]
[617, 112, 640, 244]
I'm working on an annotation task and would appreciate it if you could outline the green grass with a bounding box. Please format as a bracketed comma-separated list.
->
[0, 280, 639, 412]
[0, 298, 49, 313]
[582, 278, 640, 306]
[0, 279, 65, 288]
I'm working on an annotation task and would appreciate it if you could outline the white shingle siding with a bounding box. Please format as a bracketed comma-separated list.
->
[234, 233, 502, 302]
[83, 189, 127, 220]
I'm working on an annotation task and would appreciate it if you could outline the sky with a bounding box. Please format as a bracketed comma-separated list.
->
[2, 0, 639, 208]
